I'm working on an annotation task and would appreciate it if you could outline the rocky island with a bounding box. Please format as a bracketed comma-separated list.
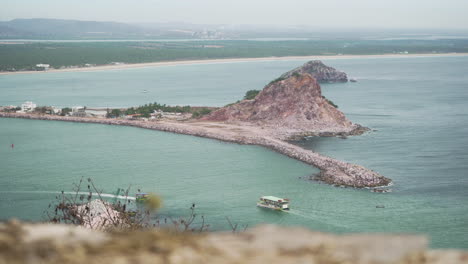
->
[280, 60, 348, 83]
[0, 61, 390, 188]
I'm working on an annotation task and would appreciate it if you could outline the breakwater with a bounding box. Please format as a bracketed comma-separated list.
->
[0, 113, 391, 188]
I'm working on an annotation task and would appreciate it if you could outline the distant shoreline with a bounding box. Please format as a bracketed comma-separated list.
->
[1, 53, 467, 76]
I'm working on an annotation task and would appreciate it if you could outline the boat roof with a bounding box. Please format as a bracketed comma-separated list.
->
[261, 196, 287, 201]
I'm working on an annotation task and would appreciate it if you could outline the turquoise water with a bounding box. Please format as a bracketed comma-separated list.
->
[1, 56, 467, 248]
[0, 60, 312, 107]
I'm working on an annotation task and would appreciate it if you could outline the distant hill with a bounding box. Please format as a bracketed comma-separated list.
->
[0, 18, 187, 39]
[1, 18, 468, 40]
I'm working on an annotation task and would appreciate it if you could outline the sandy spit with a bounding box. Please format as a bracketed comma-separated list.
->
[1, 53, 467, 76]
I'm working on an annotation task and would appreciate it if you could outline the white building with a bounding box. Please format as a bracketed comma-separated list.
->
[36, 64, 50, 70]
[72, 106, 86, 117]
[21, 101, 37, 112]
[52, 107, 62, 115]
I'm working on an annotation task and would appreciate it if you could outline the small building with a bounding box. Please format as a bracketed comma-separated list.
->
[0, 105, 19, 112]
[72, 106, 86, 117]
[42, 106, 61, 115]
[125, 113, 142, 120]
[85, 109, 107, 118]
[52, 107, 62, 115]
[36, 64, 50, 71]
[21, 101, 37, 112]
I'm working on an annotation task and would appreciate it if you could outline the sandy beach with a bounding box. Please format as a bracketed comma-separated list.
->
[1, 53, 467, 76]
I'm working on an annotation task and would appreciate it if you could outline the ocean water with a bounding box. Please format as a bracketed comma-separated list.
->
[0, 56, 467, 248]
[0, 60, 317, 107]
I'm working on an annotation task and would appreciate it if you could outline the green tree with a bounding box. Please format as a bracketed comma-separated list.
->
[244, 90, 260, 100]
[107, 109, 122, 118]
[61, 107, 72, 116]
[191, 108, 212, 118]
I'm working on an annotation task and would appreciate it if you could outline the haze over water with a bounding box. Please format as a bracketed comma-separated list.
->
[0, 56, 467, 248]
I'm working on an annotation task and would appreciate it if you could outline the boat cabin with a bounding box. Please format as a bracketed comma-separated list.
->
[257, 196, 290, 211]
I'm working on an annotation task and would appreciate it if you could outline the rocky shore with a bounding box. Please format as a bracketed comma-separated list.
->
[0, 112, 390, 188]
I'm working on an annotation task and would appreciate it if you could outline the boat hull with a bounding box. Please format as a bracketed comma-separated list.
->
[257, 202, 289, 211]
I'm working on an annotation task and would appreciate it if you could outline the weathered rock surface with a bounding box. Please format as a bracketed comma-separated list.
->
[203, 73, 359, 136]
[1, 221, 467, 264]
[280, 60, 348, 83]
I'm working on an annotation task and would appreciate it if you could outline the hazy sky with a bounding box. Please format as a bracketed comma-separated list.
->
[1, 0, 468, 29]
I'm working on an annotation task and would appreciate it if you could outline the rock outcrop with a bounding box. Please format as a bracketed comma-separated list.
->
[280, 60, 348, 83]
[203, 73, 360, 136]
[1, 221, 467, 264]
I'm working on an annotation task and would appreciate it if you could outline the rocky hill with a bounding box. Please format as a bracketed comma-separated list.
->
[280, 60, 348, 82]
[203, 73, 361, 136]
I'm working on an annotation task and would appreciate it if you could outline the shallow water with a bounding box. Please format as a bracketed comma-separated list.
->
[0, 56, 467, 248]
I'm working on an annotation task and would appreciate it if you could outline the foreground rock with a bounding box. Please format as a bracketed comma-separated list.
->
[280, 60, 348, 82]
[1, 221, 467, 264]
[75, 199, 125, 229]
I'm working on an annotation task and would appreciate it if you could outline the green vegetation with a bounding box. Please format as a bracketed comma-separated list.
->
[33, 106, 52, 114]
[102, 102, 215, 119]
[322, 96, 338, 108]
[60, 107, 72, 116]
[1, 39, 468, 71]
[243, 90, 260, 100]
[191, 108, 212, 118]
[124, 102, 192, 118]
[2, 106, 21, 113]
[268, 77, 286, 85]
[224, 101, 240, 108]
[107, 108, 123, 118]
[292, 72, 301, 78]
[223, 90, 260, 108]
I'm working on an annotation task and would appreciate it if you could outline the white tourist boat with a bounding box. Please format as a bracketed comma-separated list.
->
[257, 196, 290, 211]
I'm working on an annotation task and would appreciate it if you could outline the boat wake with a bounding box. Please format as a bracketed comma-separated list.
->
[287, 208, 350, 229]
[287, 209, 316, 219]
[0, 190, 136, 200]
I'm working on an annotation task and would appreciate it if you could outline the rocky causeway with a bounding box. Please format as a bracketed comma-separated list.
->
[0, 112, 390, 188]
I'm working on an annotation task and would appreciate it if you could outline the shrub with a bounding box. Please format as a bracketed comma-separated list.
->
[322, 96, 338, 108]
[61, 107, 72, 116]
[192, 108, 212, 118]
[243, 90, 260, 100]
[268, 77, 286, 85]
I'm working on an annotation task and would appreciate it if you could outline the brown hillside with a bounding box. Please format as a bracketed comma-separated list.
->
[202, 73, 357, 133]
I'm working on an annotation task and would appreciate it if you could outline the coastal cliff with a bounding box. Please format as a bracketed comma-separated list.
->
[1, 221, 466, 264]
[280, 60, 348, 83]
[203, 73, 362, 137]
